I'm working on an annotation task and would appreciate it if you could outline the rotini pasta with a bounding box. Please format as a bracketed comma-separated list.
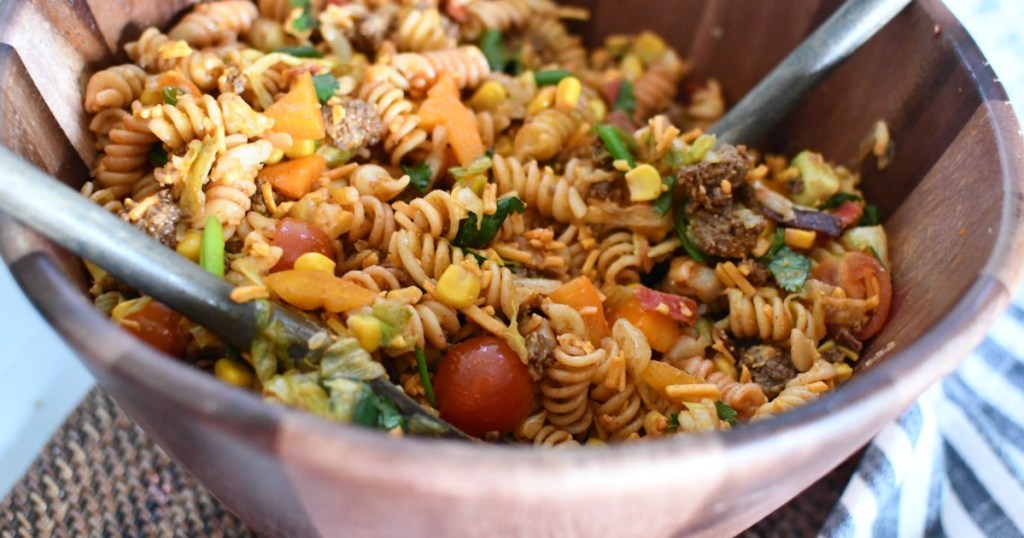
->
[83, 0, 893, 445]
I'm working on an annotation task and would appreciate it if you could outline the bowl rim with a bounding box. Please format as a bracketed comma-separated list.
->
[3, 0, 1024, 509]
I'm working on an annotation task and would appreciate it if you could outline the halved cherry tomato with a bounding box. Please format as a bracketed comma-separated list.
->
[432, 335, 534, 437]
[833, 200, 864, 229]
[122, 300, 188, 358]
[270, 218, 335, 272]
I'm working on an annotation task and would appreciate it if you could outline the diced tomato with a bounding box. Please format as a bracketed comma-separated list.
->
[122, 300, 188, 358]
[600, 77, 622, 105]
[270, 218, 335, 272]
[603, 110, 635, 133]
[634, 286, 697, 325]
[833, 200, 864, 229]
[432, 336, 534, 437]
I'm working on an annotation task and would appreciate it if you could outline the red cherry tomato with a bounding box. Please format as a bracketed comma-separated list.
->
[270, 218, 335, 272]
[432, 336, 534, 438]
[122, 300, 188, 358]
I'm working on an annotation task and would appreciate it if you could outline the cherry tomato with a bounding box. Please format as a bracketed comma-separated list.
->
[432, 335, 534, 438]
[122, 300, 188, 358]
[270, 218, 335, 272]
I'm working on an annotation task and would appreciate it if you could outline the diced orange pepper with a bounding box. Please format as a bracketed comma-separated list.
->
[264, 72, 326, 141]
[258, 154, 326, 199]
[417, 74, 483, 166]
[264, 270, 377, 313]
[608, 296, 680, 353]
[548, 276, 609, 344]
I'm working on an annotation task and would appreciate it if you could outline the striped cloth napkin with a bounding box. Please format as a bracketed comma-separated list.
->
[821, 295, 1024, 537]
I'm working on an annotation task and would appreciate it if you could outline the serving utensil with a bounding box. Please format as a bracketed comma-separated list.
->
[0, 0, 911, 440]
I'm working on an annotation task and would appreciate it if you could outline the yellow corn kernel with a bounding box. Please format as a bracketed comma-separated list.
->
[555, 76, 582, 111]
[285, 138, 316, 159]
[621, 53, 644, 81]
[348, 314, 383, 352]
[436, 264, 481, 309]
[176, 230, 203, 262]
[139, 87, 164, 107]
[712, 356, 738, 380]
[634, 31, 668, 65]
[468, 81, 508, 111]
[266, 148, 285, 165]
[834, 362, 853, 384]
[625, 163, 663, 202]
[585, 437, 607, 446]
[784, 228, 817, 250]
[587, 97, 607, 123]
[643, 410, 667, 436]
[526, 86, 556, 116]
[293, 252, 336, 274]
[214, 358, 255, 389]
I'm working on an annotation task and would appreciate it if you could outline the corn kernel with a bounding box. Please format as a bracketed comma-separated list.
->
[348, 314, 383, 352]
[634, 31, 668, 65]
[834, 362, 853, 384]
[436, 264, 481, 309]
[587, 97, 607, 123]
[285, 138, 316, 159]
[712, 356, 738, 380]
[176, 230, 203, 262]
[643, 410, 667, 436]
[266, 148, 285, 165]
[293, 252, 336, 274]
[139, 87, 164, 107]
[214, 358, 255, 389]
[784, 228, 817, 250]
[621, 53, 644, 81]
[585, 437, 607, 446]
[555, 76, 582, 111]
[468, 81, 508, 111]
[625, 164, 663, 202]
[526, 86, 556, 115]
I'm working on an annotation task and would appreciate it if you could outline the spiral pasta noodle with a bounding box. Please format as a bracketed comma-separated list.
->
[169, 0, 259, 48]
[81, 0, 894, 444]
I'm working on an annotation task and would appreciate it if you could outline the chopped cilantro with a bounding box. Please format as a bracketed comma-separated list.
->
[612, 79, 635, 115]
[767, 245, 811, 292]
[147, 144, 168, 167]
[312, 73, 339, 104]
[859, 204, 881, 226]
[415, 348, 437, 408]
[352, 387, 405, 431]
[289, 0, 318, 31]
[274, 45, 323, 58]
[162, 86, 185, 105]
[818, 192, 862, 210]
[762, 228, 785, 261]
[667, 412, 680, 433]
[453, 196, 526, 249]
[652, 174, 675, 216]
[715, 401, 737, 425]
[402, 162, 432, 193]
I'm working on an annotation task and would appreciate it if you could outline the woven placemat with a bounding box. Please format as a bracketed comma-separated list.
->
[0, 388, 860, 537]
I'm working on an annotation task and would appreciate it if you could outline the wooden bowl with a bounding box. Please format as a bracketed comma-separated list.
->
[2, 1, 1023, 535]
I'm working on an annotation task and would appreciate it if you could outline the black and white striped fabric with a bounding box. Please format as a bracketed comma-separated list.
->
[821, 297, 1024, 537]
